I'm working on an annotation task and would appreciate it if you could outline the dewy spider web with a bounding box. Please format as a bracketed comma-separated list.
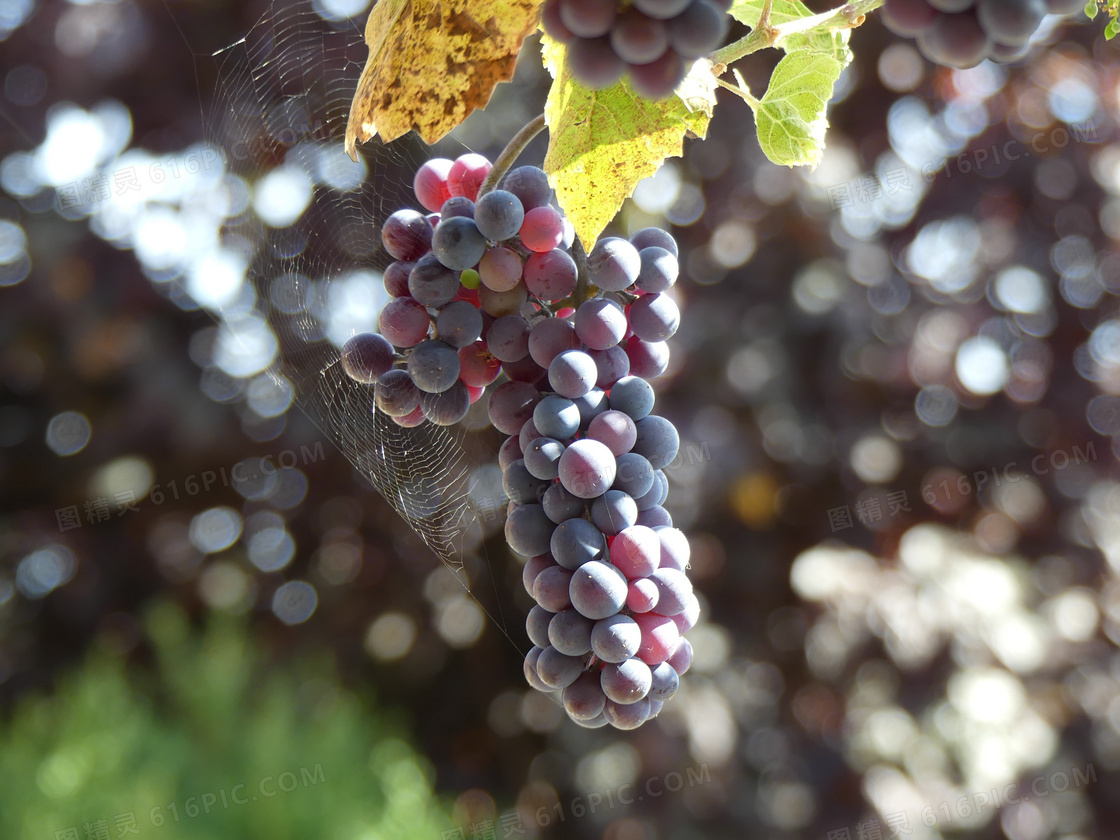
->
[197, 0, 513, 634]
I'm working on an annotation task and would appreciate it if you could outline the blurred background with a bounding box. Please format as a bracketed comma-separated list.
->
[1, 0, 1118, 838]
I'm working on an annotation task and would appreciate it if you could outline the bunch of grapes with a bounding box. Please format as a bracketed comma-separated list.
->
[880, 0, 1085, 68]
[541, 0, 730, 98]
[342, 153, 578, 428]
[351, 153, 697, 729]
[493, 229, 699, 730]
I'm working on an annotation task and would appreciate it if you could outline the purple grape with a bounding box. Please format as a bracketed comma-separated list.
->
[649, 661, 679, 701]
[524, 646, 554, 692]
[534, 394, 581, 440]
[567, 37, 626, 90]
[648, 567, 693, 616]
[378, 297, 430, 348]
[526, 604, 555, 648]
[499, 434, 523, 471]
[558, 438, 617, 499]
[600, 657, 652, 703]
[487, 380, 541, 435]
[560, 0, 617, 36]
[608, 375, 655, 421]
[589, 345, 631, 389]
[440, 196, 475, 220]
[548, 608, 595, 655]
[502, 165, 552, 210]
[636, 246, 679, 293]
[524, 249, 578, 302]
[604, 697, 651, 729]
[486, 315, 531, 363]
[563, 671, 608, 720]
[590, 489, 638, 535]
[523, 436, 565, 481]
[523, 553, 557, 596]
[504, 458, 549, 504]
[341, 333, 395, 384]
[568, 560, 628, 619]
[610, 8, 669, 65]
[536, 644, 585, 689]
[529, 317, 581, 368]
[432, 216, 487, 271]
[625, 335, 670, 379]
[505, 503, 555, 557]
[435, 299, 483, 348]
[575, 298, 627, 350]
[573, 388, 609, 429]
[374, 368, 421, 417]
[667, 0, 729, 59]
[381, 209, 433, 261]
[587, 237, 641, 291]
[419, 380, 470, 425]
[627, 50, 686, 100]
[633, 0, 691, 19]
[666, 636, 692, 674]
[407, 339, 460, 393]
[630, 227, 678, 257]
[632, 414, 679, 470]
[549, 349, 598, 399]
[408, 254, 461, 307]
[588, 409, 637, 456]
[612, 452, 656, 499]
[534, 564, 575, 612]
[629, 292, 680, 342]
[550, 516, 608, 569]
[590, 614, 641, 663]
[384, 260, 414, 297]
[654, 526, 690, 570]
[543, 483, 586, 524]
[474, 189, 525, 242]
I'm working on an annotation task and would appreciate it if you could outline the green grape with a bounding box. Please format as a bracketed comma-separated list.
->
[460, 268, 481, 289]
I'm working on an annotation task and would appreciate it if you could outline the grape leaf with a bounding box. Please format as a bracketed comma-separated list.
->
[728, 0, 851, 59]
[751, 50, 844, 168]
[541, 37, 717, 248]
[345, 0, 543, 156]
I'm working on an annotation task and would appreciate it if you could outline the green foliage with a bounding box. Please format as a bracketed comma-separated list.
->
[0, 603, 453, 840]
[729, 0, 851, 58]
[750, 51, 847, 168]
[541, 36, 716, 247]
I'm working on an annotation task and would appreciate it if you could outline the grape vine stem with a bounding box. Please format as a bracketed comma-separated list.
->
[477, 113, 547, 199]
[709, 0, 884, 72]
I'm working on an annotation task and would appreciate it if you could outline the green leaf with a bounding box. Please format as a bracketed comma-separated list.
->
[751, 50, 844, 169]
[1085, 0, 1098, 18]
[541, 37, 717, 248]
[1107, 18, 1118, 36]
[729, 0, 851, 59]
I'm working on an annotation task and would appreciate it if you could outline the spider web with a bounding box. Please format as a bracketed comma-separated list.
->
[198, 0, 512, 622]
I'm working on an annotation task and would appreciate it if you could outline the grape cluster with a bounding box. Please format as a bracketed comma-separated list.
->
[498, 230, 698, 730]
[541, 0, 730, 98]
[880, 0, 1085, 68]
[342, 153, 578, 428]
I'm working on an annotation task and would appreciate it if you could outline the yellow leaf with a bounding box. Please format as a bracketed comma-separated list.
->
[345, 0, 544, 157]
[542, 37, 716, 248]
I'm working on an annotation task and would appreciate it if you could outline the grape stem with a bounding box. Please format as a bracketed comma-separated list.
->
[477, 113, 547, 198]
[709, 0, 884, 72]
